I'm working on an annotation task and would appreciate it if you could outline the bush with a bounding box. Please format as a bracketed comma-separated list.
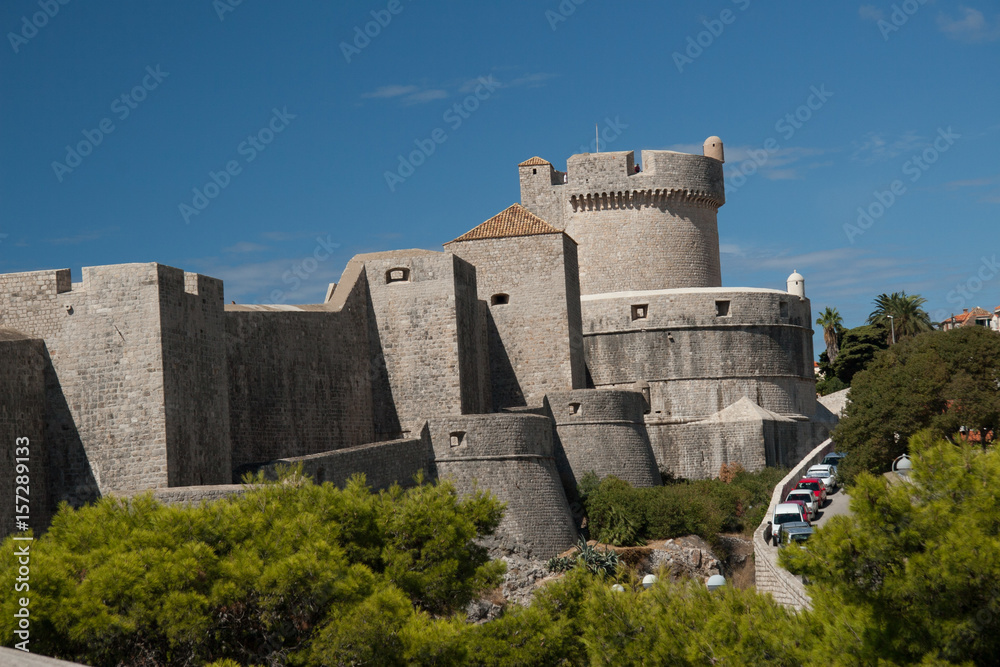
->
[0, 469, 505, 667]
[581, 468, 786, 548]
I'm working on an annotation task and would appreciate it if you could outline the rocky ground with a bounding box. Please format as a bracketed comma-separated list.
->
[467, 534, 753, 622]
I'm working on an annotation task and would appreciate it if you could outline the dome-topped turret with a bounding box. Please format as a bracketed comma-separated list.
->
[703, 136, 724, 163]
[787, 270, 805, 298]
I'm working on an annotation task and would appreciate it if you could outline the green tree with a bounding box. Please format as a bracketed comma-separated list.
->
[782, 432, 1000, 665]
[0, 471, 504, 667]
[832, 326, 1000, 481]
[867, 291, 933, 345]
[816, 306, 844, 364]
[831, 323, 889, 386]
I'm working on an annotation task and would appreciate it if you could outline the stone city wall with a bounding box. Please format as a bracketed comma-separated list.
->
[0, 331, 49, 538]
[225, 268, 374, 469]
[428, 414, 577, 559]
[0, 265, 220, 507]
[753, 437, 836, 610]
[250, 430, 435, 492]
[583, 288, 815, 418]
[361, 251, 488, 438]
[447, 233, 585, 410]
[547, 389, 660, 489]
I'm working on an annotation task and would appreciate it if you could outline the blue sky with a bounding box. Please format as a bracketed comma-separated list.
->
[2, 0, 999, 357]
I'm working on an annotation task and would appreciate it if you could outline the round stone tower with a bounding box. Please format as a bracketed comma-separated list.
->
[518, 143, 726, 296]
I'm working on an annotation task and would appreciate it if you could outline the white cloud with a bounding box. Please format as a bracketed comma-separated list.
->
[665, 143, 832, 181]
[937, 6, 1000, 43]
[850, 131, 926, 163]
[361, 85, 420, 99]
[401, 89, 449, 105]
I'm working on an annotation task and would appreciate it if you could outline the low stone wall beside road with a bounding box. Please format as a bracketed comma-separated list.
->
[752, 437, 835, 610]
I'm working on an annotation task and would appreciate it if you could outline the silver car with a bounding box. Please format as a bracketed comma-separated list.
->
[785, 489, 819, 520]
[807, 464, 838, 492]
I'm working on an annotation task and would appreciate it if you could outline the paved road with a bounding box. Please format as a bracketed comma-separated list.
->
[814, 486, 850, 528]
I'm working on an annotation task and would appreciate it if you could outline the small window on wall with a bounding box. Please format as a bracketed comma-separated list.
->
[532, 168, 538, 174]
[449, 431, 466, 448]
[568, 402, 581, 416]
[386, 267, 410, 284]
[716, 300, 731, 317]
[491, 293, 510, 306]
[631, 304, 648, 320]
[779, 301, 789, 318]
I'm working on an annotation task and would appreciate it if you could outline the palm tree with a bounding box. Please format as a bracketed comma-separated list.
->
[815, 307, 843, 363]
[867, 291, 933, 344]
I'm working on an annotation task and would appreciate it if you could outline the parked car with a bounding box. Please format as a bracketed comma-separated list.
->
[771, 502, 809, 541]
[806, 464, 838, 492]
[822, 452, 846, 467]
[785, 489, 819, 520]
[778, 521, 813, 547]
[796, 478, 827, 505]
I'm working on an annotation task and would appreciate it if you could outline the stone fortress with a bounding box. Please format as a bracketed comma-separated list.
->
[0, 138, 838, 558]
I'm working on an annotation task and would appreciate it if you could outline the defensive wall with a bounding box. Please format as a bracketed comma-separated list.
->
[358, 250, 490, 438]
[546, 388, 660, 489]
[225, 267, 374, 469]
[0, 264, 229, 518]
[249, 428, 435, 491]
[0, 330, 48, 537]
[446, 208, 586, 410]
[428, 413, 578, 559]
[519, 148, 726, 295]
[753, 437, 836, 610]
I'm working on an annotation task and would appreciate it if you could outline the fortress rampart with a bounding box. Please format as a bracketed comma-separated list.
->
[429, 414, 578, 558]
[547, 389, 660, 488]
[0, 138, 835, 558]
[0, 264, 229, 515]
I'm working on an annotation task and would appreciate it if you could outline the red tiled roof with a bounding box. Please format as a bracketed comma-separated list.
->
[518, 156, 551, 167]
[448, 204, 560, 243]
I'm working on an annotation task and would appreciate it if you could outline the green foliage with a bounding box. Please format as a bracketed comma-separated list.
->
[867, 291, 934, 343]
[816, 374, 847, 396]
[581, 469, 786, 547]
[832, 323, 889, 386]
[0, 470, 504, 667]
[833, 326, 1000, 482]
[782, 432, 1000, 665]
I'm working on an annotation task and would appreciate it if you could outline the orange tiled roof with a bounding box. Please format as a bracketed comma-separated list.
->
[951, 307, 991, 325]
[518, 156, 551, 167]
[448, 204, 560, 243]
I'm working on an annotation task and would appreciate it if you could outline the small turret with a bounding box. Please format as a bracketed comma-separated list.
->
[703, 136, 725, 163]
[787, 270, 805, 299]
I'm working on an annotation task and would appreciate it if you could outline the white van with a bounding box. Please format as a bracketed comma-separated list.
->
[771, 502, 808, 540]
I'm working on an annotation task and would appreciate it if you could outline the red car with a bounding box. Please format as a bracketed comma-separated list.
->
[782, 499, 813, 524]
[796, 478, 827, 506]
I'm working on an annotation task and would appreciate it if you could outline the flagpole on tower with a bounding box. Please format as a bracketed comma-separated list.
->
[595, 123, 599, 153]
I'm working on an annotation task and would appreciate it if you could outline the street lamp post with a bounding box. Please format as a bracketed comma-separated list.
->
[887, 315, 896, 345]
